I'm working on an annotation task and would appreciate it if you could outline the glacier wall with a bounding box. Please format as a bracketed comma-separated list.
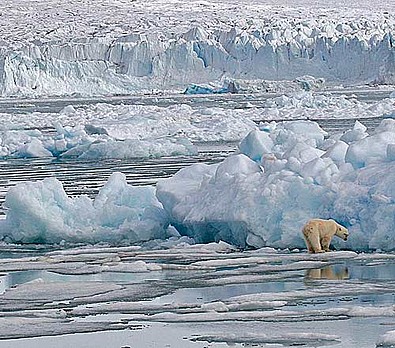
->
[0, 19, 393, 97]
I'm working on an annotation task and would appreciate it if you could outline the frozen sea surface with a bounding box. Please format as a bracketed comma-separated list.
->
[0, 245, 393, 347]
[1, 106, 395, 346]
[0, 94, 393, 346]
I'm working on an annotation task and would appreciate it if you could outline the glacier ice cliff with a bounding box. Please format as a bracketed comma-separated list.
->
[0, 20, 393, 97]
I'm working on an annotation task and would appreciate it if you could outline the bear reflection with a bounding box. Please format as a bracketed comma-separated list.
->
[305, 266, 349, 280]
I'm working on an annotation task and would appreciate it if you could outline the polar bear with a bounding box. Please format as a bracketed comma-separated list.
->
[302, 218, 349, 253]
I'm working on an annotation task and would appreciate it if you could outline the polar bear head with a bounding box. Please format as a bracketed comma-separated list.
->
[335, 223, 349, 241]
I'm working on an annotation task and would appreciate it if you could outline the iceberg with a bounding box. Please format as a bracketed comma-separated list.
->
[157, 119, 395, 252]
[1, 94, 394, 160]
[0, 125, 197, 160]
[4, 118, 395, 251]
[184, 80, 238, 94]
[1, 172, 169, 244]
[60, 137, 198, 160]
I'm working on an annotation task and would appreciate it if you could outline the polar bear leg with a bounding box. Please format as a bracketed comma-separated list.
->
[309, 233, 324, 253]
[307, 244, 315, 253]
[321, 236, 331, 252]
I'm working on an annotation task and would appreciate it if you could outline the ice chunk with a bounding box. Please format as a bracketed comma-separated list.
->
[340, 120, 368, 144]
[60, 105, 76, 115]
[322, 140, 349, 164]
[61, 137, 198, 159]
[283, 142, 324, 164]
[157, 163, 218, 217]
[375, 119, 395, 133]
[300, 157, 339, 185]
[239, 129, 274, 161]
[17, 138, 52, 158]
[345, 130, 395, 168]
[184, 83, 233, 95]
[281, 121, 327, 146]
[1, 172, 169, 244]
[387, 144, 395, 161]
[157, 119, 395, 251]
[213, 154, 262, 182]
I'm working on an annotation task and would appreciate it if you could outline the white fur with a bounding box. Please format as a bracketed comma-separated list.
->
[302, 218, 348, 253]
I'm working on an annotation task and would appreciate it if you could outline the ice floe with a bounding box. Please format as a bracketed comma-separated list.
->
[0, 93, 394, 160]
[190, 332, 341, 346]
[3, 117, 395, 250]
[0, 244, 391, 345]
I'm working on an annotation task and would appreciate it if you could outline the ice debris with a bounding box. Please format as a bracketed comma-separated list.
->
[157, 118, 395, 251]
[3, 119, 395, 251]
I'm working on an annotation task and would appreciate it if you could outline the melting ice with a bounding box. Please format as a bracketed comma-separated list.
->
[2, 117, 395, 252]
[0, 93, 394, 160]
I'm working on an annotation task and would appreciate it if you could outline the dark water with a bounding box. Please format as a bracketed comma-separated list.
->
[0, 144, 234, 215]
[0, 87, 391, 114]
[315, 116, 385, 134]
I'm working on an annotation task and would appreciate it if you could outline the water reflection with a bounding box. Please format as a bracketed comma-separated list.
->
[305, 266, 349, 281]
[0, 269, 161, 295]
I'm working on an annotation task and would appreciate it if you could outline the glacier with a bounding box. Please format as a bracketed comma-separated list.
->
[0, 0, 393, 97]
[2, 26, 393, 98]
[3, 118, 395, 251]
